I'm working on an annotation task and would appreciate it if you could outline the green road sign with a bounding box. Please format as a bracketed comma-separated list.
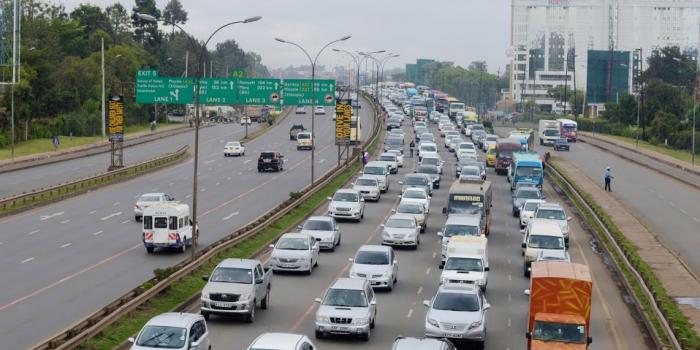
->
[283, 79, 336, 106]
[237, 78, 282, 106]
[231, 70, 246, 78]
[136, 70, 193, 104]
[199, 78, 237, 105]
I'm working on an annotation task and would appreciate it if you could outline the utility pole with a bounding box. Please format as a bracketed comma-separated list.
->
[101, 37, 106, 139]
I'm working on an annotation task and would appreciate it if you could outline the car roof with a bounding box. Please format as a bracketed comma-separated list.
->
[528, 219, 565, 235]
[356, 175, 379, 182]
[438, 283, 479, 294]
[358, 244, 391, 253]
[379, 152, 397, 157]
[146, 312, 200, 328]
[279, 232, 312, 240]
[365, 161, 388, 167]
[139, 193, 166, 197]
[404, 187, 428, 194]
[306, 215, 333, 222]
[393, 337, 451, 350]
[388, 213, 417, 221]
[250, 333, 306, 348]
[523, 199, 547, 206]
[330, 277, 368, 290]
[536, 203, 564, 210]
[445, 215, 481, 225]
[217, 258, 259, 269]
[335, 188, 359, 194]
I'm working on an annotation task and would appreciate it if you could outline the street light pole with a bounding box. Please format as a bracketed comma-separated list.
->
[275, 35, 352, 186]
[101, 37, 106, 139]
[137, 13, 261, 260]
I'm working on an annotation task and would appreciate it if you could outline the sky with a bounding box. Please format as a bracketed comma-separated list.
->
[57, 0, 511, 73]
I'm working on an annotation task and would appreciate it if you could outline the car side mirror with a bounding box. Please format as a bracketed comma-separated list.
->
[567, 216, 573, 221]
[484, 303, 491, 310]
[370, 300, 377, 306]
[269, 244, 275, 249]
[397, 194, 402, 198]
[587, 337, 593, 344]
[315, 298, 322, 303]
[327, 197, 332, 201]
[521, 243, 527, 248]
[524, 289, 531, 296]
[391, 209, 396, 213]
[520, 229, 525, 234]
[423, 300, 430, 307]
[442, 207, 447, 214]
[360, 198, 365, 202]
[201, 275, 209, 281]
[255, 278, 264, 284]
[190, 340, 201, 349]
[398, 181, 404, 185]
[484, 267, 490, 271]
[437, 231, 443, 237]
[526, 332, 532, 339]
[393, 260, 398, 265]
[128, 337, 136, 343]
[297, 225, 303, 230]
[348, 258, 354, 262]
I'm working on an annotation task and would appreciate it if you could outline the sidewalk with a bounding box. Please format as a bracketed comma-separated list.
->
[552, 156, 700, 335]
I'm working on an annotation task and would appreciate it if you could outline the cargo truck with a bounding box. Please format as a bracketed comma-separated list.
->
[525, 261, 592, 349]
[439, 236, 489, 290]
[538, 120, 561, 146]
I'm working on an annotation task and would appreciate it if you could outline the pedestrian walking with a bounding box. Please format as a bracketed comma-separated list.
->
[409, 140, 415, 158]
[604, 166, 614, 192]
[362, 151, 369, 165]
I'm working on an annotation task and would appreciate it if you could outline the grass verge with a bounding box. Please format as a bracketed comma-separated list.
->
[77, 161, 361, 350]
[595, 133, 696, 166]
[548, 159, 700, 349]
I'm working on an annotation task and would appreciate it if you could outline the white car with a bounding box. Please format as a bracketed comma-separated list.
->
[129, 313, 210, 350]
[353, 176, 381, 201]
[314, 278, 377, 341]
[295, 106, 306, 114]
[520, 199, 547, 228]
[521, 219, 566, 277]
[444, 131, 461, 146]
[447, 136, 464, 152]
[419, 153, 443, 174]
[533, 203, 572, 245]
[387, 149, 404, 167]
[377, 152, 399, 174]
[270, 233, 320, 274]
[247, 333, 316, 350]
[440, 125, 456, 137]
[314, 106, 325, 115]
[423, 284, 489, 346]
[224, 141, 245, 157]
[133, 192, 175, 221]
[381, 214, 420, 248]
[456, 142, 477, 159]
[417, 142, 438, 161]
[363, 161, 390, 192]
[400, 188, 431, 214]
[327, 189, 365, 222]
[299, 216, 341, 250]
[349, 245, 398, 290]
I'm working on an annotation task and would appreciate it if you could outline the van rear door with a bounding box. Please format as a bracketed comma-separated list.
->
[152, 216, 174, 244]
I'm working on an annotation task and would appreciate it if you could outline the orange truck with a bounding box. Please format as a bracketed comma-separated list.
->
[526, 261, 592, 349]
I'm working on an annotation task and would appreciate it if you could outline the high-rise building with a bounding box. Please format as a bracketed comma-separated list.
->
[510, 0, 700, 114]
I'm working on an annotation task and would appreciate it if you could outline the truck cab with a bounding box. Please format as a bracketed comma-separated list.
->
[539, 120, 561, 146]
[142, 202, 193, 254]
[439, 236, 489, 290]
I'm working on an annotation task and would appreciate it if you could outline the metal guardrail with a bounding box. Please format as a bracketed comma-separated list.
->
[546, 162, 681, 350]
[34, 97, 382, 350]
[0, 146, 189, 216]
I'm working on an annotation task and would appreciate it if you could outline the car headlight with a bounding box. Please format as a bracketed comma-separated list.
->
[468, 320, 482, 329]
[239, 293, 253, 301]
[352, 317, 370, 325]
[317, 315, 331, 323]
[427, 318, 440, 328]
[201, 292, 209, 300]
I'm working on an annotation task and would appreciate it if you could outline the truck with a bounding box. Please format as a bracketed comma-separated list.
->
[200, 258, 272, 323]
[448, 99, 465, 118]
[556, 118, 578, 142]
[142, 202, 195, 254]
[439, 236, 489, 290]
[244, 105, 264, 122]
[525, 261, 593, 349]
[538, 119, 561, 146]
[509, 152, 544, 190]
[495, 138, 522, 175]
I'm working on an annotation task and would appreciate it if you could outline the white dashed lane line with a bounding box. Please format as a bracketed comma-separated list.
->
[28, 230, 40, 236]
[21, 257, 34, 264]
[60, 243, 72, 248]
[92, 230, 103, 236]
[60, 219, 71, 224]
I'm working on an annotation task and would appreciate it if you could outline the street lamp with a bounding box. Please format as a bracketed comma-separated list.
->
[671, 56, 698, 165]
[332, 49, 384, 118]
[379, 54, 400, 103]
[137, 13, 261, 260]
[275, 35, 352, 186]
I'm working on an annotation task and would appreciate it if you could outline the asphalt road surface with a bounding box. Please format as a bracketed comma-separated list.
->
[0, 104, 371, 350]
[0, 122, 261, 198]
[190, 121, 649, 349]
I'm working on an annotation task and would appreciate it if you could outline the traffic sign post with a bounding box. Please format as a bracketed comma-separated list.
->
[335, 99, 352, 145]
[283, 79, 336, 106]
[135, 70, 194, 104]
[199, 78, 237, 105]
[237, 78, 282, 106]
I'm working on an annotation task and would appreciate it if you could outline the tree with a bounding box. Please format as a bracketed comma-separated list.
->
[650, 110, 681, 144]
[105, 4, 132, 45]
[70, 4, 110, 37]
[644, 46, 697, 96]
[162, 0, 188, 36]
[602, 94, 637, 125]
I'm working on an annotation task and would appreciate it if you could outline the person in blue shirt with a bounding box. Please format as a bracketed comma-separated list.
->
[604, 167, 613, 192]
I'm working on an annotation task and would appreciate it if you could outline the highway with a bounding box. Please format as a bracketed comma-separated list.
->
[0, 104, 372, 350]
[0, 122, 261, 198]
[191, 119, 650, 349]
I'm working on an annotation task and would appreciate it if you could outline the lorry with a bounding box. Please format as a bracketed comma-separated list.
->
[495, 138, 522, 175]
[556, 118, 578, 142]
[439, 236, 489, 290]
[509, 152, 544, 190]
[525, 261, 592, 349]
[448, 100, 465, 118]
[244, 105, 264, 122]
[142, 202, 195, 254]
[200, 258, 272, 323]
[538, 120, 561, 146]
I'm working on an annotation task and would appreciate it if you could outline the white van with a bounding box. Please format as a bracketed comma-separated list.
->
[437, 215, 484, 267]
[439, 236, 489, 290]
[142, 202, 194, 254]
[521, 219, 566, 276]
[363, 161, 390, 192]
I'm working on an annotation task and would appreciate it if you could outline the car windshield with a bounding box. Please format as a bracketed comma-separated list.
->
[323, 289, 368, 307]
[397, 203, 423, 214]
[355, 179, 377, 187]
[529, 235, 565, 249]
[303, 219, 333, 231]
[444, 224, 480, 237]
[379, 155, 395, 162]
[420, 145, 437, 152]
[225, 142, 240, 147]
[487, 148, 496, 155]
[444, 257, 484, 272]
[386, 218, 415, 228]
[210, 267, 253, 284]
[404, 177, 427, 186]
[472, 125, 484, 131]
[517, 189, 541, 199]
[403, 190, 426, 199]
[523, 202, 542, 211]
[276, 237, 309, 250]
[333, 192, 358, 202]
[432, 292, 480, 312]
[364, 166, 386, 175]
[422, 158, 439, 166]
[417, 166, 438, 174]
[355, 250, 390, 265]
[297, 133, 311, 139]
[260, 152, 275, 159]
[461, 167, 480, 176]
[135, 325, 187, 348]
[532, 322, 586, 343]
[536, 209, 567, 220]
[139, 195, 161, 202]
[460, 143, 475, 150]
[386, 138, 403, 146]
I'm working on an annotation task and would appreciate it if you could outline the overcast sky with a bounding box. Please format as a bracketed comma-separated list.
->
[57, 0, 511, 73]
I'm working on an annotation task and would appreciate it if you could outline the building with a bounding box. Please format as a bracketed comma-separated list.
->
[510, 0, 700, 114]
[405, 59, 435, 85]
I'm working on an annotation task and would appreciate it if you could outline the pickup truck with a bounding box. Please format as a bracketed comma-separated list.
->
[200, 258, 272, 323]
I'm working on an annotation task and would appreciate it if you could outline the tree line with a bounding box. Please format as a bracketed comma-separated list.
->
[0, 0, 270, 147]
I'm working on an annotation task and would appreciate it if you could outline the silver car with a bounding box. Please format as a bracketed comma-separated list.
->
[394, 202, 427, 232]
[353, 176, 381, 201]
[423, 284, 489, 346]
[377, 153, 399, 174]
[327, 189, 365, 222]
[349, 245, 399, 290]
[134, 193, 174, 221]
[381, 214, 420, 248]
[416, 164, 441, 189]
[400, 174, 432, 195]
[246, 333, 316, 350]
[299, 216, 341, 250]
[270, 233, 320, 274]
[315, 278, 377, 341]
[129, 313, 210, 350]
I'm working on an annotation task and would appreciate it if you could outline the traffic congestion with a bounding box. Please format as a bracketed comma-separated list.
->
[127, 86, 640, 350]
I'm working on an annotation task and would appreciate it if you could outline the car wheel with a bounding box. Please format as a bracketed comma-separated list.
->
[201, 311, 210, 321]
[135, 216, 141, 222]
[146, 246, 154, 254]
[314, 256, 319, 267]
[261, 289, 270, 310]
[245, 303, 256, 323]
[315, 330, 324, 339]
[336, 235, 341, 246]
[180, 240, 187, 253]
[524, 265, 530, 277]
[361, 328, 371, 341]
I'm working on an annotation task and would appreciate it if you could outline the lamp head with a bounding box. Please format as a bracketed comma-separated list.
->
[274, 38, 286, 43]
[339, 35, 351, 41]
[244, 16, 262, 23]
[136, 13, 157, 23]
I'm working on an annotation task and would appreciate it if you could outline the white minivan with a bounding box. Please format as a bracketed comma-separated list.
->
[363, 161, 390, 192]
[142, 202, 194, 254]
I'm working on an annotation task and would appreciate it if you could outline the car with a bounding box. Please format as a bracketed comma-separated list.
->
[553, 137, 570, 151]
[456, 158, 486, 179]
[533, 202, 572, 245]
[387, 149, 404, 167]
[394, 201, 427, 233]
[128, 313, 210, 350]
[415, 127, 429, 139]
[420, 132, 436, 143]
[353, 176, 382, 201]
[314, 106, 325, 115]
[299, 216, 341, 250]
[519, 199, 547, 229]
[473, 130, 487, 147]
[295, 106, 306, 114]
[246, 332, 316, 350]
[440, 125, 456, 137]
[415, 164, 441, 189]
[381, 214, 421, 248]
[467, 124, 485, 137]
[447, 136, 464, 152]
[423, 284, 489, 346]
[437, 215, 484, 266]
[458, 166, 483, 182]
[363, 161, 390, 192]
[485, 144, 497, 167]
[400, 173, 433, 195]
[521, 219, 566, 277]
[289, 124, 306, 140]
[258, 151, 284, 172]
[482, 134, 499, 151]
[327, 189, 365, 222]
[134, 192, 175, 221]
[387, 118, 402, 130]
[270, 233, 320, 274]
[417, 142, 438, 161]
[314, 278, 377, 341]
[391, 337, 456, 350]
[445, 131, 461, 145]
[349, 245, 399, 289]
[455, 142, 477, 159]
[240, 116, 252, 125]
[414, 121, 427, 131]
[419, 153, 443, 174]
[296, 132, 313, 150]
[377, 152, 399, 174]
[400, 187, 431, 214]
[512, 187, 544, 217]
[224, 141, 245, 157]
[384, 137, 405, 154]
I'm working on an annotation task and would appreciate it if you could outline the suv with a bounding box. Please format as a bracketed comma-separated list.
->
[129, 313, 210, 350]
[258, 151, 284, 172]
[296, 132, 313, 150]
[314, 278, 377, 341]
[391, 337, 456, 350]
[423, 284, 490, 346]
[289, 124, 306, 140]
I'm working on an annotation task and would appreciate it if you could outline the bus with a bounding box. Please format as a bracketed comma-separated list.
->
[461, 111, 479, 128]
[350, 115, 361, 144]
[444, 178, 493, 235]
[508, 152, 543, 190]
[556, 118, 578, 142]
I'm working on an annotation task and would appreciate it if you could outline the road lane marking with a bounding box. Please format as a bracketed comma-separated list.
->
[121, 219, 131, 224]
[657, 193, 665, 199]
[680, 208, 688, 215]
[669, 201, 676, 207]
[319, 159, 326, 164]
[60, 219, 71, 224]
[92, 230, 103, 236]
[28, 230, 40, 236]
[508, 293, 512, 302]
[100, 212, 122, 221]
[238, 172, 243, 175]
[425, 267, 431, 275]
[204, 159, 216, 164]
[508, 318, 512, 327]
[222, 212, 240, 221]
[89, 210, 97, 215]
[695, 217, 700, 224]
[227, 177, 232, 181]
[417, 286, 423, 295]
[508, 258, 512, 265]
[39, 211, 64, 221]
[508, 274, 512, 281]
[20, 257, 34, 264]
[406, 309, 413, 318]
[215, 182, 220, 186]
[247, 168, 253, 171]
[432, 252, 437, 259]
[113, 202, 120, 206]
[168, 182, 174, 186]
[60, 243, 72, 248]
[185, 195, 191, 199]
[244, 159, 252, 164]
[201, 188, 207, 192]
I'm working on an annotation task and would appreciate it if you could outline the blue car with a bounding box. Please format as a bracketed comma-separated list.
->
[553, 138, 570, 151]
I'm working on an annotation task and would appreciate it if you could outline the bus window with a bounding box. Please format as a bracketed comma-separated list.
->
[154, 217, 168, 229]
[143, 216, 153, 230]
[169, 216, 178, 230]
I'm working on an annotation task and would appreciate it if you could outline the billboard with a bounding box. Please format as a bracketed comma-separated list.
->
[586, 50, 630, 104]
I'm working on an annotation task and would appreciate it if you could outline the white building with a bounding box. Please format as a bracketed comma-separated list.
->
[510, 0, 700, 113]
